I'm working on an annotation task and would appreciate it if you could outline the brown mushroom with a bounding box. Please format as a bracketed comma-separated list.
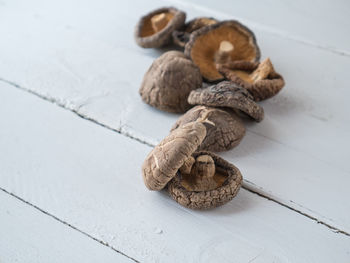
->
[184, 20, 260, 82]
[142, 122, 207, 191]
[171, 105, 245, 152]
[172, 17, 218, 48]
[217, 58, 285, 101]
[168, 151, 242, 210]
[135, 7, 186, 48]
[142, 122, 242, 209]
[188, 81, 264, 122]
[139, 51, 202, 113]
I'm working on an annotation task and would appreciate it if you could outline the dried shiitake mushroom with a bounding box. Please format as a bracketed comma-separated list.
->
[142, 122, 207, 191]
[172, 17, 218, 48]
[171, 105, 245, 152]
[188, 81, 264, 122]
[184, 20, 260, 82]
[142, 121, 242, 209]
[217, 58, 285, 101]
[168, 151, 242, 209]
[139, 51, 202, 113]
[135, 7, 186, 48]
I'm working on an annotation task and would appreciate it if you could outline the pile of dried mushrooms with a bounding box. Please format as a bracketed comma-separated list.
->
[135, 6, 285, 210]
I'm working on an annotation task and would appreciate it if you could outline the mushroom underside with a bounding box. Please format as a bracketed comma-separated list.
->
[186, 22, 260, 82]
[217, 59, 285, 101]
[222, 71, 285, 101]
[140, 12, 175, 37]
[167, 151, 242, 209]
[180, 168, 227, 191]
[135, 7, 186, 48]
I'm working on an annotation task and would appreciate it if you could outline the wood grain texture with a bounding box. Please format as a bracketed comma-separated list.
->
[1, 81, 350, 262]
[0, 190, 132, 263]
[0, 0, 348, 233]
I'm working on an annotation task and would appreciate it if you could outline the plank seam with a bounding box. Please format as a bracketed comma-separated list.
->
[0, 78, 154, 148]
[1, 77, 349, 238]
[0, 187, 140, 263]
[242, 181, 350, 237]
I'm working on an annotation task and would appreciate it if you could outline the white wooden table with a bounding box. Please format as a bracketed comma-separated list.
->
[1, 0, 349, 262]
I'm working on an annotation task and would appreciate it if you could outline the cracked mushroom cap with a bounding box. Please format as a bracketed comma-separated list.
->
[167, 151, 243, 210]
[188, 81, 264, 122]
[142, 122, 206, 191]
[217, 58, 285, 101]
[171, 105, 245, 152]
[139, 51, 202, 113]
[172, 17, 218, 48]
[184, 20, 260, 82]
[135, 7, 186, 48]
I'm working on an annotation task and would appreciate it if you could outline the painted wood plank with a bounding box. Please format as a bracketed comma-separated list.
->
[0, 0, 349, 232]
[168, 0, 350, 55]
[1, 81, 350, 262]
[0, 191, 133, 263]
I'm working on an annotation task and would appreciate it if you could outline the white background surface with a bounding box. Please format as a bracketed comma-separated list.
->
[0, 0, 349, 262]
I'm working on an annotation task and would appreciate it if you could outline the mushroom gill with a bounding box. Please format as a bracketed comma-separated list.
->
[140, 12, 175, 37]
[185, 21, 260, 82]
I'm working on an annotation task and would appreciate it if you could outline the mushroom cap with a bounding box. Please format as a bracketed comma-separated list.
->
[139, 51, 202, 113]
[142, 122, 207, 191]
[171, 105, 245, 152]
[184, 20, 260, 82]
[188, 81, 264, 122]
[167, 151, 243, 210]
[217, 60, 285, 101]
[172, 17, 218, 48]
[135, 7, 186, 48]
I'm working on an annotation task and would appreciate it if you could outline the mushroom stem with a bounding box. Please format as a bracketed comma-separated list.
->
[250, 58, 274, 82]
[192, 155, 215, 178]
[214, 41, 234, 64]
[151, 13, 168, 32]
[188, 155, 217, 191]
